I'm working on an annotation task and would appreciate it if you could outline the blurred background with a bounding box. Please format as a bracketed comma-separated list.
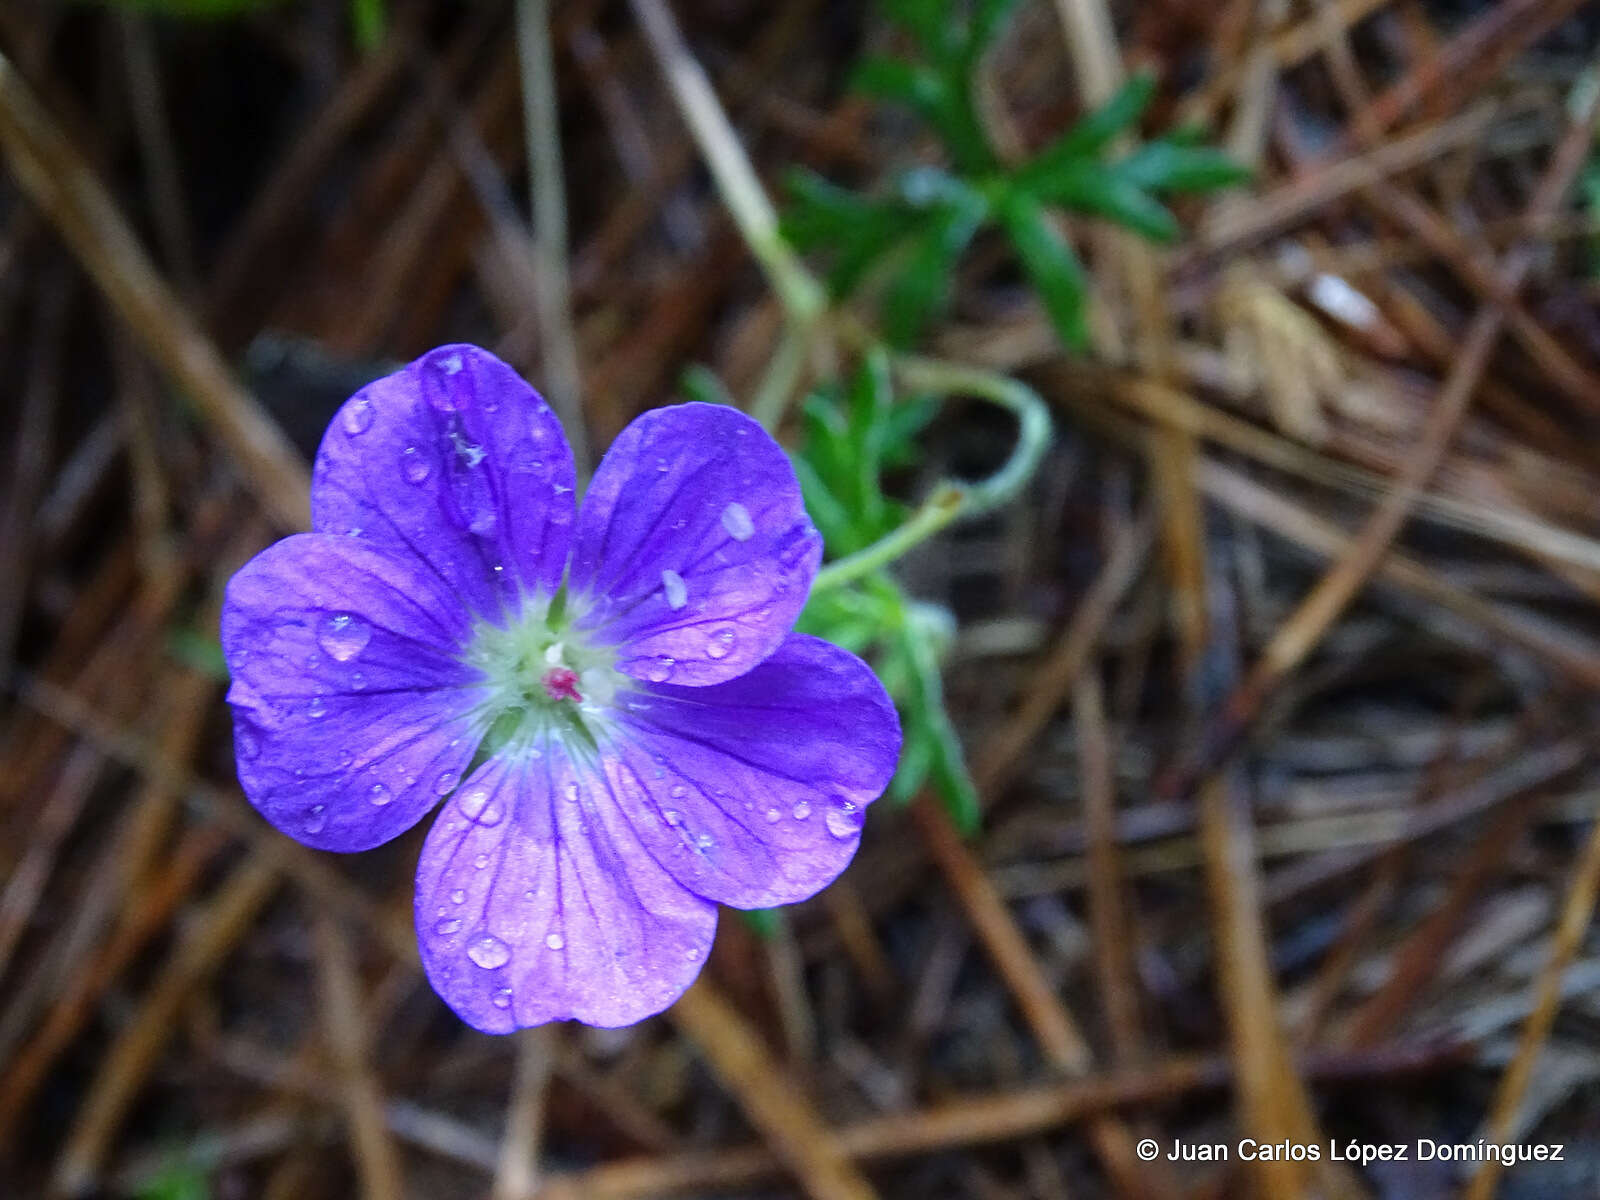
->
[3, 0, 1600, 1197]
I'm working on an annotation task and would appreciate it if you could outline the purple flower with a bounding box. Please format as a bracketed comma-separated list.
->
[222, 345, 901, 1032]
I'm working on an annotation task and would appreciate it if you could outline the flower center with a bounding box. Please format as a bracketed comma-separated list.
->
[464, 593, 621, 759]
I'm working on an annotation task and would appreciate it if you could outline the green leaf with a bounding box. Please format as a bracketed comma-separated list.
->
[739, 907, 783, 940]
[349, 0, 385, 49]
[969, 0, 1024, 57]
[997, 192, 1089, 349]
[792, 456, 860, 555]
[1023, 159, 1179, 242]
[882, 194, 987, 347]
[135, 1160, 209, 1200]
[880, 0, 951, 59]
[1026, 73, 1156, 177]
[781, 170, 907, 298]
[852, 55, 949, 120]
[1116, 142, 1252, 194]
[168, 630, 229, 681]
[889, 721, 935, 801]
[881, 393, 941, 467]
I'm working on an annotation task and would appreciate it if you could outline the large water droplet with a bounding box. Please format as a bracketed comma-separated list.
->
[660, 569, 688, 610]
[304, 805, 327, 834]
[449, 889, 466, 904]
[825, 797, 863, 839]
[468, 934, 511, 969]
[491, 987, 513, 1009]
[433, 771, 460, 796]
[705, 628, 736, 660]
[318, 612, 370, 662]
[792, 800, 812, 820]
[341, 397, 374, 435]
[457, 790, 499, 825]
[401, 446, 431, 484]
[369, 781, 392, 806]
[435, 917, 462, 936]
[645, 657, 674, 683]
[307, 696, 328, 719]
[545, 932, 565, 951]
[721, 501, 754, 541]
[764, 807, 782, 824]
[474, 853, 490, 870]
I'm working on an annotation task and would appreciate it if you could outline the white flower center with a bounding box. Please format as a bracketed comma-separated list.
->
[463, 593, 623, 758]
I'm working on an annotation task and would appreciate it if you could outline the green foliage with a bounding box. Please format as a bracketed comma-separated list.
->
[135, 1161, 210, 1200]
[781, 3, 1249, 350]
[168, 628, 229, 681]
[792, 354, 980, 832]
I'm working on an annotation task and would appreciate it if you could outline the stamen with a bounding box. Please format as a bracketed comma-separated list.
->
[541, 666, 582, 703]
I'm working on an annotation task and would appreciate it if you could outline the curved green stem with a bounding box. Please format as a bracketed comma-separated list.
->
[812, 353, 1052, 592]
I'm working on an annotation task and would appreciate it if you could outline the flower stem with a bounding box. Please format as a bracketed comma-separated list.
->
[812, 353, 1052, 593]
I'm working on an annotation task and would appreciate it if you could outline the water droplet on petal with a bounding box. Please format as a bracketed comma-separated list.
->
[694, 833, 714, 851]
[318, 612, 370, 662]
[440, 353, 464, 376]
[459, 789, 495, 822]
[435, 917, 462, 936]
[434, 771, 460, 796]
[351, 672, 367, 691]
[645, 657, 674, 683]
[669, 784, 688, 799]
[792, 800, 812, 820]
[663, 809, 683, 827]
[468, 934, 511, 969]
[491, 987, 513, 1009]
[304, 805, 327, 834]
[764, 807, 782, 824]
[545, 932, 565, 951]
[825, 797, 863, 839]
[450, 889, 466, 904]
[474, 853, 490, 870]
[401, 446, 431, 483]
[341, 397, 374, 435]
[705, 628, 735, 660]
[660, 569, 688, 610]
[307, 696, 328, 719]
[369, 782, 391, 806]
[721, 502, 754, 541]
[684, 946, 702, 961]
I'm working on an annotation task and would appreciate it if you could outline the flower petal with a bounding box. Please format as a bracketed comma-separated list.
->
[601, 634, 900, 908]
[312, 345, 576, 621]
[415, 741, 717, 1032]
[222, 534, 490, 852]
[568, 403, 822, 687]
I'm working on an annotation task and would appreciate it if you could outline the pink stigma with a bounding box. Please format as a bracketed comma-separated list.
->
[541, 666, 582, 703]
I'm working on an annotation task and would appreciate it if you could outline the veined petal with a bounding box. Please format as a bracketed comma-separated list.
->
[312, 345, 576, 622]
[568, 403, 822, 687]
[222, 534, 490, 852]
[602, 634, 900, 908]
[415, 740, 717, 1033]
